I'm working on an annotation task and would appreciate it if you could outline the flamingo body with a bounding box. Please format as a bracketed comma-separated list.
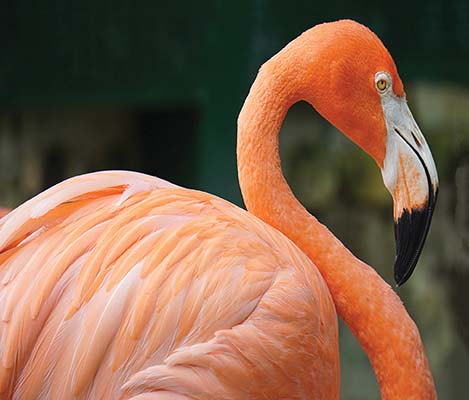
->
[0, 171, 339, 399]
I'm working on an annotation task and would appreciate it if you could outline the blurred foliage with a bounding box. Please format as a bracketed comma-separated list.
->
[1, 1, 468, 399]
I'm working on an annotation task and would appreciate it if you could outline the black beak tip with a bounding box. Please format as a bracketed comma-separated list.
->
[394, 257, 417, 287]
[393, 190, 437, 287]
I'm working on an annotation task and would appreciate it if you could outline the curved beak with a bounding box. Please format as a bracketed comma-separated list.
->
[380, 97, 438, 286]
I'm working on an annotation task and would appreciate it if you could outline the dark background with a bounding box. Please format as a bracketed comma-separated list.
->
[1, 1, 468, 398]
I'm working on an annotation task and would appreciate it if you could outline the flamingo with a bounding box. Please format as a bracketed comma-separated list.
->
[0, 20, 438, 399]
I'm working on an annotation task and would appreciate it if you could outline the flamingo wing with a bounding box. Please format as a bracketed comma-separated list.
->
[0, 171, 338, 400]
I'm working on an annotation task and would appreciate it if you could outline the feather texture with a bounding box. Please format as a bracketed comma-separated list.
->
[0, 171, 338, 399]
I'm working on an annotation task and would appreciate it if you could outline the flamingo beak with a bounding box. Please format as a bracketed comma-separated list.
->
[380, 97, 438, 286]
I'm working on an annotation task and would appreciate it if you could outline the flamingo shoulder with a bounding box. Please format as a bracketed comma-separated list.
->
[0, 170, 338, 399]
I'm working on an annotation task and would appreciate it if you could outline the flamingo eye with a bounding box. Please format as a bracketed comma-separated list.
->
[375, 72, 392, 94]
[377, 79, 387, 91]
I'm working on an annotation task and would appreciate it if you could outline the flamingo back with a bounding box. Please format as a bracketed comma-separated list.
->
[0, 171, 338, 399]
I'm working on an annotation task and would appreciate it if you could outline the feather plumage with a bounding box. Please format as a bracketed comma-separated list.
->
[0, 171, 338, 399]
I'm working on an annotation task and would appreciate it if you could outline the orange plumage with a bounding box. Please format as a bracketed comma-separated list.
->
[0, 20, 437, 399]
[0, 172, 338, 399]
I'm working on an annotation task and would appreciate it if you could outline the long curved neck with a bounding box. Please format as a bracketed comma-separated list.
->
[237, 64, 436, 399]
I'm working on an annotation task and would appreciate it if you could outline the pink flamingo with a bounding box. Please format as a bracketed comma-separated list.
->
[0, 20, 437, 399]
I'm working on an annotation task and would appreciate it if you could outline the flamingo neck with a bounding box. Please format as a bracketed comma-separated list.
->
[237, 65, 436, 399]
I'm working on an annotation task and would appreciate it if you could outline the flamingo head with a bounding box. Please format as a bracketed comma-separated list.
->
[274, 20, 438, 285]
